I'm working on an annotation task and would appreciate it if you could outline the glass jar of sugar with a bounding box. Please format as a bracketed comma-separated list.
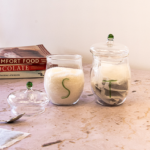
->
[90, 34, 131, 106]
[44, 55, 84, 105]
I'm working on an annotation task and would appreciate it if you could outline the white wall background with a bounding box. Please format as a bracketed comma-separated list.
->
[0, 0, 150, 70]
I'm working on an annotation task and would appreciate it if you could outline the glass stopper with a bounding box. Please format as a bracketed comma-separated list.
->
[26, 81, 33, 90]
[107, 34, 114, 41]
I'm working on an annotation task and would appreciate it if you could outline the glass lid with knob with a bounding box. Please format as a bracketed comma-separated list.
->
[7, 81, 49, 117]
[90, 34, 129, 58]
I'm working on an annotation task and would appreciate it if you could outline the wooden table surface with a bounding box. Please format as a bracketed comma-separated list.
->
[1, 65, 150, 150]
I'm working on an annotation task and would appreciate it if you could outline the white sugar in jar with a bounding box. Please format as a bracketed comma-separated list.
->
[44, 55, 84, 105]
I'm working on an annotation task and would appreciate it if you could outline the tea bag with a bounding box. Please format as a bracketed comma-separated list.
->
[0, 128, 30, 149]
[92, 63, 130, 104]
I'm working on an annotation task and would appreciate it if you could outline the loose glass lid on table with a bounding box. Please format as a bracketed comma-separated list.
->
[7, 82, 49, 117]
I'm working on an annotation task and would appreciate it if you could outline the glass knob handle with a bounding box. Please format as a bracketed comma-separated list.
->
[26, 81, 33, 90]
[107, 34, 114, 41]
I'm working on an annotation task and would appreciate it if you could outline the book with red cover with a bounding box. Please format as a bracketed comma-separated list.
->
[0, 44, 50, 65]
[0, 64, 46, 72]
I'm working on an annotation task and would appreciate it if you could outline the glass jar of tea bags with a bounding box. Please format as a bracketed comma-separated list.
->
[90, 34, 131, 106]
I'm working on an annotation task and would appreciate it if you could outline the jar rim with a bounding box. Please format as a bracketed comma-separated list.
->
[46, 54, 82, 61]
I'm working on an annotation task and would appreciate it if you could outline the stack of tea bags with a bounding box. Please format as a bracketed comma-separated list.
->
[92, 63, 130, 105]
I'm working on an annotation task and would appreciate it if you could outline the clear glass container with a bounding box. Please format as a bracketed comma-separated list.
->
[90, 34, 131, 106]
[44, 55, 84, 105]
[7, 82, 49, 116]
